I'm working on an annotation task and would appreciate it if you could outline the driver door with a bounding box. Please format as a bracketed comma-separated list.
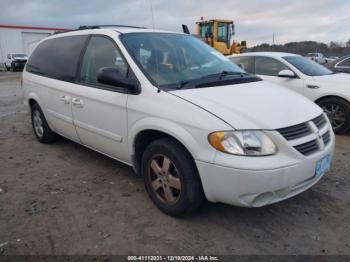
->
[254, 56, 304, 95]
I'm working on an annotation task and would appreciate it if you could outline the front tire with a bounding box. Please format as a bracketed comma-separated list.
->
[317, 97, 350, 134]
[31, 103, 60, 143]
[141, 138, 204, 217]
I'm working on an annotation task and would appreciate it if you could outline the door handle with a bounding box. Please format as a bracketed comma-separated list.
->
[60, 95, 70, 104]
[72, 98, 84, 108]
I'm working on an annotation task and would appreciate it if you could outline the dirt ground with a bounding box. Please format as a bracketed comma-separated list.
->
[0, 71, 349, 255]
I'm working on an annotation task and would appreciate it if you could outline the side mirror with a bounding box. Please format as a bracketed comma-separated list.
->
[278, 69, 296, 78]
[237, 63, 245, 70]
[97, 67, 136, 90]
[182, 24, 190, 34]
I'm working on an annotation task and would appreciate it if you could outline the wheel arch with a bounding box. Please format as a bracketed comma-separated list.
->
[26, 92, 42, 110]
[315, 94, 350, 134]
[28, 98, 38, 108]
[315, 95, 350, 104]
[129, 118, 203, 175]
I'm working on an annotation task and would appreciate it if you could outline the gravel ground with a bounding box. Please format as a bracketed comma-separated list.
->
[0, 71, 349, 255]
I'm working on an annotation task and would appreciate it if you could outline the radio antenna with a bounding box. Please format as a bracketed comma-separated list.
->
[149, 0, 155, 30]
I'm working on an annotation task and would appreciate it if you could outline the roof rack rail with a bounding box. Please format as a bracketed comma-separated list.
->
[78, 25, 147, 30]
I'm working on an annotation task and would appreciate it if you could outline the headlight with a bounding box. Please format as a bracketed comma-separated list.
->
[208, 130, 277, 156]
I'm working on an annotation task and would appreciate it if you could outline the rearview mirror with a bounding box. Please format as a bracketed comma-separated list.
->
[278, 70, 296, 78]
[97, 67, 136, 90]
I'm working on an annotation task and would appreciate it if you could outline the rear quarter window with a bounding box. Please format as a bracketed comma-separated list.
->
[26, 35, 88, 82]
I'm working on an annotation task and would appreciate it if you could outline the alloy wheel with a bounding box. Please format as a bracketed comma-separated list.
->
[33, 110, 44, 138]
[323, 103, 346, 130]
[148, 154, 182, 205]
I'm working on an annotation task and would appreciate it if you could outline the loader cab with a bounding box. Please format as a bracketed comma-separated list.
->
[196, 19, 246, 55]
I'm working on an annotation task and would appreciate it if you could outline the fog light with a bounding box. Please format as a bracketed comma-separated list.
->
[252, 192, 274, 207]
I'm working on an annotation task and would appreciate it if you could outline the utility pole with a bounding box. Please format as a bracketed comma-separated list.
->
[272, 33, 275, 45]
[149, 0, 155, 30]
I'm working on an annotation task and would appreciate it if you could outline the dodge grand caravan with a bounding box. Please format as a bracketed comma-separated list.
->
[23, 26, 335, 216]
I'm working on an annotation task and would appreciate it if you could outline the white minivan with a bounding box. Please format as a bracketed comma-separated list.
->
[23, 26, 335, 216]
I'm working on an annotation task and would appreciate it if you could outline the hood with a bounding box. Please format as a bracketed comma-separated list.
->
[171, 80, 322, 130]
[314, 73, 350, 84]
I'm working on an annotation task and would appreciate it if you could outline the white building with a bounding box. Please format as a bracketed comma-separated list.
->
[0, 24, 69, 63]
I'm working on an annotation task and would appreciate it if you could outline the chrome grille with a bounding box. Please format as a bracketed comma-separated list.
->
[277, 122, 311, 141]
[322, 131, 331, 145]
[312, 114, 327, 129]
[294, 140, 319, 156]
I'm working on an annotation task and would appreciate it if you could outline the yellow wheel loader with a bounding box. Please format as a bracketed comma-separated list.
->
[183, 18, 247, 55]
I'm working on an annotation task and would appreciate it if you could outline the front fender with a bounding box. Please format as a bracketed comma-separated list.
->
[313, 91, 350, 104]
[128, 117, 216, 163]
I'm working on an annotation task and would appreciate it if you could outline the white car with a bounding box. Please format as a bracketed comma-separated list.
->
[4, 53, 28, 71]
[306, 53, 327, 64]
[325, 56, 339, 63]
[229, 52, 350, 134]
[23, 26, 334, 216]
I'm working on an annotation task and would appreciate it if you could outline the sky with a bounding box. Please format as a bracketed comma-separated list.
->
[0, 0, 349, 46]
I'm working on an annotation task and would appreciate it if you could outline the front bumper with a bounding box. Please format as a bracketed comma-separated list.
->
[12, 61, 26, 70]
[196, 131, 335, 207]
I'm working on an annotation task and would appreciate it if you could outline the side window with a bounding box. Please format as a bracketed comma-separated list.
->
[229, 56, 252, 73]
[80, 36, 128, 87]
[338, 58, 350, 67]
[200, 24, 213, 38]
[26, 35, 88, 82]
[255, 56, 289, 76]
[217, 23, 228, 42]
[26, 39, 55, 75]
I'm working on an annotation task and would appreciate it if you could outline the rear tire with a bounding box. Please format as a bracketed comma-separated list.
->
[317, 97, 350, 134]
[31, 103, 60, 143]
[141, 138, 204, 217]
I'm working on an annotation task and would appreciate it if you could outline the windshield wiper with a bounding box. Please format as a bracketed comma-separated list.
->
[177, 80, 190, 89]
[219, 70, 247, 79]
[176, 71, 247, 89]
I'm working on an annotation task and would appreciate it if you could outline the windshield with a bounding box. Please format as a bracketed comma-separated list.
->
[283, 56, 333, 76]
[120, 33, 247, 88]
[13, 54, 26, 58]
